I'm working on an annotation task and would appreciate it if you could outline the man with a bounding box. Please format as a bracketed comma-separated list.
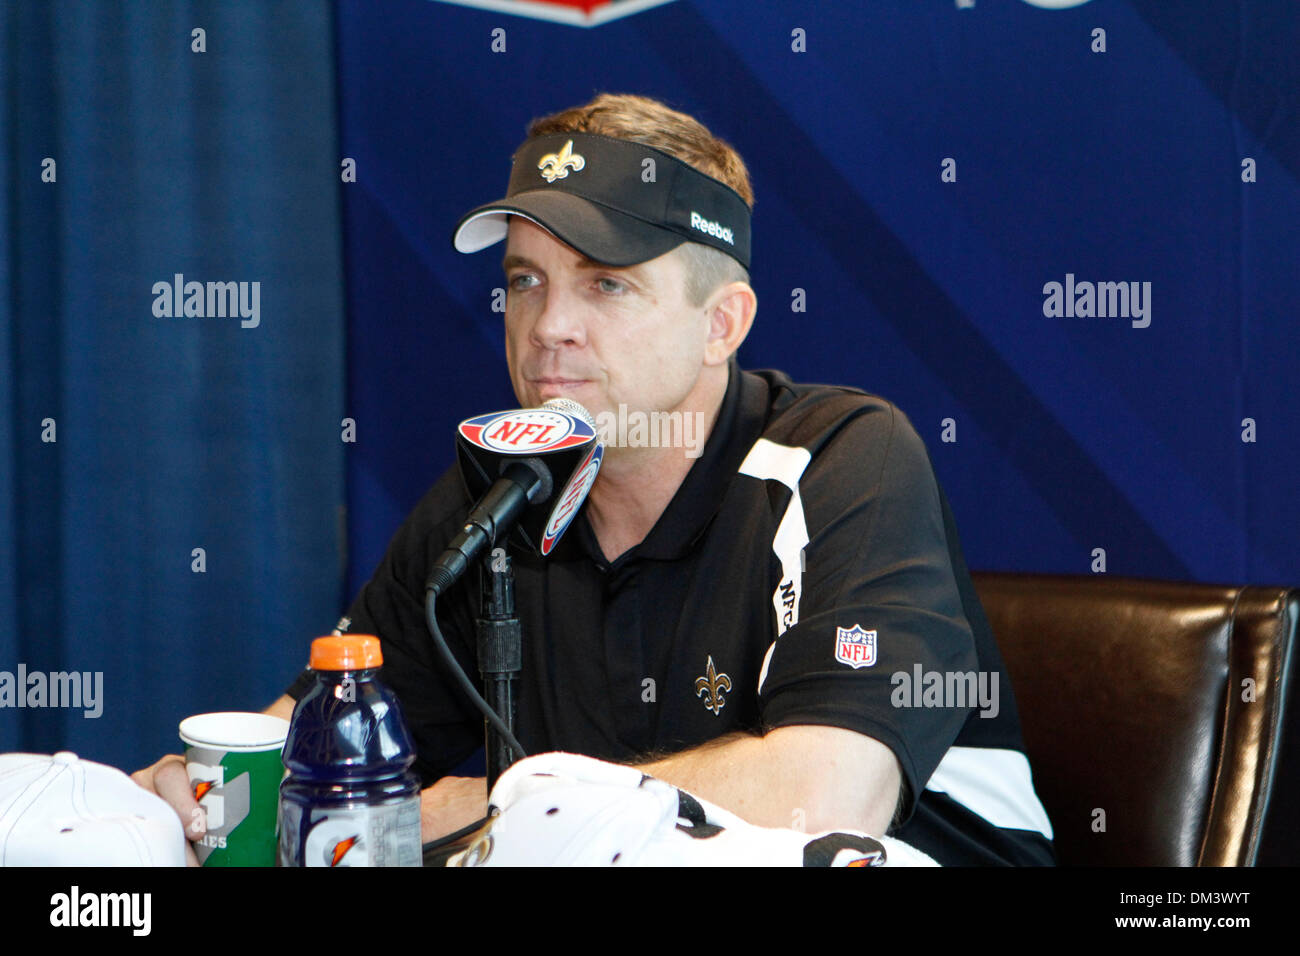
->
[137, 93, 1054, 865]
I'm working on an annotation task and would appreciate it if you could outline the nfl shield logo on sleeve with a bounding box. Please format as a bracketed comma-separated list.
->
[835, 625, 877, 669]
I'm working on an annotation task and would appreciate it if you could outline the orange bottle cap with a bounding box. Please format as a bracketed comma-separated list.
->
[310, 634, 383, 670]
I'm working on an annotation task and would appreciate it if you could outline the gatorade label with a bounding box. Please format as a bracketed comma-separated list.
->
[185, 747, 280, 867]
[280, 797, 422, 867]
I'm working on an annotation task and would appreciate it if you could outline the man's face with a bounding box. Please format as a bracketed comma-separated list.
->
[501, 217, 709, 426]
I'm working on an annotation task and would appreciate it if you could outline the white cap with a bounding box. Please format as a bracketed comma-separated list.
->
[0, 752, 186, 866]
[445, 752, 939, 867]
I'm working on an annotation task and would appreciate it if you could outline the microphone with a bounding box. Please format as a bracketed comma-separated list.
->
[424, 398, 603, 598]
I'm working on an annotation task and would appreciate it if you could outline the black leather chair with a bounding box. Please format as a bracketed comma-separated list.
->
[971, 572, 1296, 866]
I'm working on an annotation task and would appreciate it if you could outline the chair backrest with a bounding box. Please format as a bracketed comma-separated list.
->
[970, 572, 1296, 866]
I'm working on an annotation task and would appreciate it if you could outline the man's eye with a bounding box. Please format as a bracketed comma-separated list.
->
[596, 277, 625, 294]
[509, 274, 539, 291]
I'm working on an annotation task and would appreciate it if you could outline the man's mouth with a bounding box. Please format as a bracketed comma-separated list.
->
[530, 377, 590, 397]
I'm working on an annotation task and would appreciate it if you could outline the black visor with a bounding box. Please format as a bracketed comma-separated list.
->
[452, 131, 751, 270]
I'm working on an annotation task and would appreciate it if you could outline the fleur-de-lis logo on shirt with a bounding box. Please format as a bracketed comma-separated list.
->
[538, 139, 585, 182]
[695, 655, 732, 717]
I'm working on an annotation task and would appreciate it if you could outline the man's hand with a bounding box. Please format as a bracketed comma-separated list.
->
[130, 695, 296, 867]
[130, 754, 202, 867]
[420, 775, 488, 844]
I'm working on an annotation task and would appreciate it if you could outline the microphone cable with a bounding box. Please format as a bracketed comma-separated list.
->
[423, 588, 527, 763]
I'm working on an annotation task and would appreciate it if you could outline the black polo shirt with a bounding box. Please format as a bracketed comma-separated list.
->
[287, 363, 1056, 866]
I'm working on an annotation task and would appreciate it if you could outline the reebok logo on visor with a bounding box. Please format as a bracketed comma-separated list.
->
[689, 211, 734, 245]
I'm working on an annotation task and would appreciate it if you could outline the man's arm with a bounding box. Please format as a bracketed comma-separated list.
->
[635, 725, 901, 838]
[263, 693, 295, 722]
[420, 724, 900, 841]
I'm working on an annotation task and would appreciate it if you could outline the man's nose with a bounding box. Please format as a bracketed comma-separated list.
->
[528, 288, 587, 349]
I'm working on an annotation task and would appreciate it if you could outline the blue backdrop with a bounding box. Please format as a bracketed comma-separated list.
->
[2, 0, 1296, 859]
[340, 1, 1299, 599]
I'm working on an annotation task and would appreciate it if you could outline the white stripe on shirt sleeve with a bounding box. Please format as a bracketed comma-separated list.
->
[738, 438, 812, 695]
[924, 746, 1054, 839]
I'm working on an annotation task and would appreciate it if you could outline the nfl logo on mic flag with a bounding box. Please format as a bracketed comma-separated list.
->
[835, 625, 877, 669]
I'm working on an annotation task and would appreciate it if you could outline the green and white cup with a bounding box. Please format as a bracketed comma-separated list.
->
[179, 712, 289, 867]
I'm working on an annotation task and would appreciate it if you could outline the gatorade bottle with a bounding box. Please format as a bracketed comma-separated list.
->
[279, 634, 423, 867]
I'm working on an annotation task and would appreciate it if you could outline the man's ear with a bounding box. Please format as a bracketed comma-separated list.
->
[703, 281, 757, 367]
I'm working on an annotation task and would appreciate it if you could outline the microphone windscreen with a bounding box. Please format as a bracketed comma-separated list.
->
[541, 397, 596, 431]
[455, 400, 602, 556]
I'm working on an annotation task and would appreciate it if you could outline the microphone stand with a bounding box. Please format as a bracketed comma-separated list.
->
[476, 550, 522, 793]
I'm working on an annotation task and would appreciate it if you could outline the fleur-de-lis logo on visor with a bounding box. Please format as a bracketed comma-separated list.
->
[538, 139, 585, 182]
[695, 655, 732, 717]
